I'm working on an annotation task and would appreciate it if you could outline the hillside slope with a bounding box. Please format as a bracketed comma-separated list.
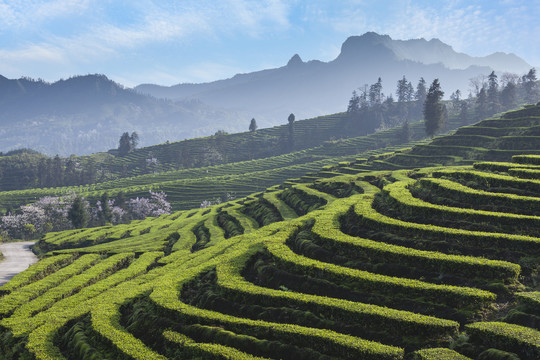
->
[2, 105, 540, 359]
[1, 155, 540, 359]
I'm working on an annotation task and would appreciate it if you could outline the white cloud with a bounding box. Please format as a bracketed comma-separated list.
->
[0, 0, 92, 30]
[0, 0, 294, 70]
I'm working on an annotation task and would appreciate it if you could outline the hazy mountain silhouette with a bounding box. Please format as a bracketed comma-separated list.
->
[1, 32, 533, 156]
[0, 75, 241, 156]
[136, 32, 532, 123]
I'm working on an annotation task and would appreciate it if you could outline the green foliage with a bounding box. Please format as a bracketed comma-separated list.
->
[466, 322, 540, 359]
[424, 79, 445, 138]
[412, 348, 472, 360]
[4, 102, 540, 359]
[68, 196, 89, 229]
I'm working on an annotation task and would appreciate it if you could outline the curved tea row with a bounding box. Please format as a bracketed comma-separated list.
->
[1, 155, 540, 359]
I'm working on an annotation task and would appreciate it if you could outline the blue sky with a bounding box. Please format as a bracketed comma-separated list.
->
[0, 0, 538, 87]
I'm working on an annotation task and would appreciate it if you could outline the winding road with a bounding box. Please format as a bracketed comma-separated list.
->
[0, 241, 38, 287]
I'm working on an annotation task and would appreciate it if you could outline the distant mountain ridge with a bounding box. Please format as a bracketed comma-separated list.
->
[136, 32, 532, 123]
[354, 32, 531, 73]
[0, 32, 534, 156]
[0, 74, 242, 156]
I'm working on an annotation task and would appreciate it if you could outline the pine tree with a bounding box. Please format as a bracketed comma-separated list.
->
[476, 87, 488, 120]
[450, 90, 461, 110]
[369, 77, 383, 106]
[459, 101, 469, 125]
[487, 71, 500, 113]
[287, 113, 295, 150]
[415, 77, 427, 117]
[249, 118, 258, 132]
[99, 192, 113, 225]
[423, 79, 445, 138]
[500, 82, 517, 109]
[130, 132, 139, 150]
[68, 196, 89, 229]
[118, 132, 132, 156]
[347, 90, 360, 113]
[522, 68, 538, 103]
[396, 76, 411, 123]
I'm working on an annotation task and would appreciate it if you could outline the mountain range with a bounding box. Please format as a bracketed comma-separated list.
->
[0, 32, 533, 156]
[136, 32, 533, 123]
[0, 75, 241, 156]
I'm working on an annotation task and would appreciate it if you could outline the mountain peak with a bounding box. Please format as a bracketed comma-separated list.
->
[336, 32, 395, 62]
[287, 54, 303, 67]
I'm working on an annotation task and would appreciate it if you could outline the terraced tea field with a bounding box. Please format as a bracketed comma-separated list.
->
[0, 120, 430, 212]
[1, 149, 540, 359]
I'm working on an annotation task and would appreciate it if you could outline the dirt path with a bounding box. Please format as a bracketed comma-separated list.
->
[0, 241, 38, 287]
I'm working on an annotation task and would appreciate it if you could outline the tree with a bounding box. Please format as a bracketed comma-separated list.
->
[450, 90, 461, 110]
[459, 101, 469, 125]
[52, 155, 64, 187]
[130, 132, 139, 150]
[288, 113, 295, 125]
[118, 132, 132, 156]
[347, 90, 361, 113]
[249, 118, 258, 132]
[369, 77, 383, 106]
[288, 113, 295, 150]
[500, 82, 517, 109]
[98, 192, 113, 225]
[487, 71, 500, 113]
[476, 87, 488, 120]
[423, 79, 445, 138]
[126, 191, 171, 220]
[68, 196, 89, 229]
[415, 78, 427, 104]
[414, 77, 427, 117]
[396, 76, 413, 123]
[522, 68, 538, 103]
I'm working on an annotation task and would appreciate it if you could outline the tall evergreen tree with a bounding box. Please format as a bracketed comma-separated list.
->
[396, 76, 412, 123]
[249, 118, 258, 132]
[423, 79, 445, 138]
[450, 90, 461, 110]
[130, 132, 139, 150]
[118, 132, 132, 156]
[522, 68, 538, 103]
[500, 82, 517, 109]
[347, 90, 361, 113]
[98, 192, 113, 225]
[287, 113, 295, 150]
[68, 196, 89, 229]
[415, 77, 427, 117]
[487, 71, 500, 113]
[476, 87, 488, 120]
[369, 77, 383, 106]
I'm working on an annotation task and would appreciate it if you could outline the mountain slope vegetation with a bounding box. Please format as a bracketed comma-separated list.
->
[1, 104, 540, 359]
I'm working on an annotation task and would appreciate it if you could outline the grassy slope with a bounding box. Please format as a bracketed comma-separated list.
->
[0, 117, 431, 211]
[1, 104, 540, 359]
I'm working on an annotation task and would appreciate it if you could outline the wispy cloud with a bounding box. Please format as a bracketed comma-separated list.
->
[315, 0, 540, 65]
[0, 0, 294, 78]
[0, 0, 92, 30]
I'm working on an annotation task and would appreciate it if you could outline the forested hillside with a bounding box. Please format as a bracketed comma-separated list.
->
[1, 104, 540, 359]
